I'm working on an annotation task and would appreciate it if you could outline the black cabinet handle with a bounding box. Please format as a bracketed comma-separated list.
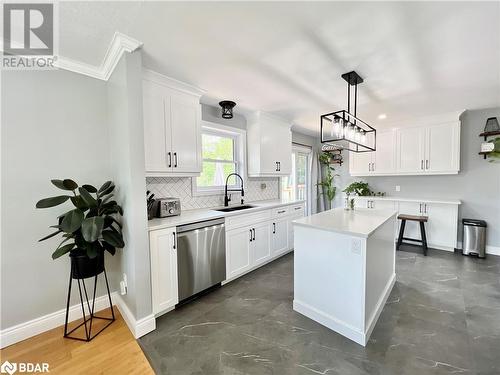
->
[174, 152, 178, 168]
[278, 210, 286, 214]
[249, 229, 253, 242]
[167, 152, 172, 168]
[278, 162, 281, 171]
[294, 206, 301, 210]
[252, 228, 256, 241]
[273, 223, 276, 234]
[276, 162, 279, 171]
[172, 232, 176, 249]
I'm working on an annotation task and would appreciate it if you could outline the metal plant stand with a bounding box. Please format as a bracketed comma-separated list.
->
[63, 262, 115, 342]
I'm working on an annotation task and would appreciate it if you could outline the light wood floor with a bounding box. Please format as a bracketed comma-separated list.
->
[0, 307, 154, 374]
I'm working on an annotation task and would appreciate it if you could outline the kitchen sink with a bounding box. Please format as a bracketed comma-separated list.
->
[215, 205, 255, 212]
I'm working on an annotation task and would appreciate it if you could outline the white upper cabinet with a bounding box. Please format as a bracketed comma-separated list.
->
[349, 116, 460, 176]
[396, 126, 426, 173]
[143, 70, 203, 177]
[247, 112, 292, 177]
[349, 129, 394, 175]
[425, 122, 460, 173]
[374, 130, 396, 174]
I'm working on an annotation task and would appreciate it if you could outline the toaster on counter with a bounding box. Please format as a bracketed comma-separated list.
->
[154, 198, 181, 218]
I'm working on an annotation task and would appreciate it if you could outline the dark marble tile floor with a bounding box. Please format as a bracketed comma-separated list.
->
[139, 246, 500, 375]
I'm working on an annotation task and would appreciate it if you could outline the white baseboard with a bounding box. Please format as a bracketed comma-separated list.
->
[364, 274, 396, 343]
[113, 294, 155, 339]
[456, 241, 500, 256]
[293, 274, 396, 347]
[0, 292, 119, 349]
[0, 292, 156, 349]
[293, 300, 365, 346]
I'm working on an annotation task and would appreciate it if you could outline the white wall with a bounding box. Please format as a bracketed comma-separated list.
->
[1, 69, 121, 329]
[107, 52, 152, 320]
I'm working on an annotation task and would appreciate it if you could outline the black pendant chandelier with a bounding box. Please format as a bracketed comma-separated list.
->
[219, 100, 236, 119]
[320, 71, 376, 152]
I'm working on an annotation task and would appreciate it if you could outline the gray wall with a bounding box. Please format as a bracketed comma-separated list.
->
[1, 69, 121, 329]
[107, 52, 152, 320]
[201, 104, 246, 130]
[292, 131, 318, 149]
[346, 108, 500, 248]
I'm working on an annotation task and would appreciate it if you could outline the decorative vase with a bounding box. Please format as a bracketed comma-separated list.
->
[344, 196, 350, 210]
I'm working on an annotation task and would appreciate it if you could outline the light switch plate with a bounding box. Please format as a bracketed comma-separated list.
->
[395, 185, 401, 192]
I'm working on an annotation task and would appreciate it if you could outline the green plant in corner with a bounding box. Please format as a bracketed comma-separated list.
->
[36, 179, 124, 260]
[317, 152, 339, 208]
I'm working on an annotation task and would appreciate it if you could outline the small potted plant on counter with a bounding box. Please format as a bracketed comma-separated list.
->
[36, 179, 124, 341]
[343, 181, 386, 210]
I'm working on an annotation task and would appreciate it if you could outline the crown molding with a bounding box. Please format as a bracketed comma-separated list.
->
[55, 32, 143, 81]
[142, 68, 206, 97]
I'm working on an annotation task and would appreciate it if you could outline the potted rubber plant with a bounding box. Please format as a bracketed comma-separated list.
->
[36, 179, 124, 279]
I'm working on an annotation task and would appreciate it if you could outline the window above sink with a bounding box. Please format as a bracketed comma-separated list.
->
[192, 122, 246, 197]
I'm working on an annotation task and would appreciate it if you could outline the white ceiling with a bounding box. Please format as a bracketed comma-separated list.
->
[59, 1, 500, 134]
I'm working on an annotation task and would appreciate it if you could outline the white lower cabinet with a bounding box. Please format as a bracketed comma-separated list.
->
[226, 226, 252, 279]
[149, 227, 179, 315]
[425, 203, 458, 249]
[271, 218, 289, 256]
[251, 222, 272, 267]
[225, 202, 305, 281]
[352, 198, 459, 251]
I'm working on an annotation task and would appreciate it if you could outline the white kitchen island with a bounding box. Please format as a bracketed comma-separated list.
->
[293, 208, 397, 346]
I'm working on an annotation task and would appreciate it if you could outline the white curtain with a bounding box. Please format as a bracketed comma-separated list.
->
[311, 150, 326, 214]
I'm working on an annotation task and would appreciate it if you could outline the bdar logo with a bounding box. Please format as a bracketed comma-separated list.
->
[0, 361, 17, 375]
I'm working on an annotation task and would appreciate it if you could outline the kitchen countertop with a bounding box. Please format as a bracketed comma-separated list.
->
[353, 196, 461, 205]
[293, 207, 397, 238]
[148, 199, 305, 231]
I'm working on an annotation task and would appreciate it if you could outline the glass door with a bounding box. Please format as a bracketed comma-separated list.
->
[282, 145, 312, 214]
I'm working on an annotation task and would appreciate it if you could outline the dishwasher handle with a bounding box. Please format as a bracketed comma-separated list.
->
[177, 218, 225, 233]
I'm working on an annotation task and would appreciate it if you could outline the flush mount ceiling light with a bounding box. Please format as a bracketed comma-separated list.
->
[378, 113, 387, 120]
[219, 100, 236, 119]
[320, 71, 376, 152]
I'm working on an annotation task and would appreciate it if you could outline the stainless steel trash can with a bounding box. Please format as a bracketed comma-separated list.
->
[462, 219, 487, 258]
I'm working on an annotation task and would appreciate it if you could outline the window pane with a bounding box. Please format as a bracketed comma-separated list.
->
[197, 161, 237, 187]
[202, 134, 234, 161]
[296, 153, 307, 200]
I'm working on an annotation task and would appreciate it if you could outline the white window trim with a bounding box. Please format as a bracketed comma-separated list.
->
[192, 121, 247, 197]
[281, 143, 313, 215]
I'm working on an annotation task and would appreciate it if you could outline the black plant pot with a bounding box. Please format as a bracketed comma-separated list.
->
[70, 251, 104, 279]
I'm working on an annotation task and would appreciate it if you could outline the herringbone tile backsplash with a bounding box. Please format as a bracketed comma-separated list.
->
[146, 177, 280, 210]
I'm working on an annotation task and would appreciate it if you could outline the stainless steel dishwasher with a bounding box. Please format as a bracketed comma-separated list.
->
[176, 218, 226, 303]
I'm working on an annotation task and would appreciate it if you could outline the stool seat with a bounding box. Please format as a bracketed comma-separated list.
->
[397, 215, 428, 255]
[397, 214, 428, 222]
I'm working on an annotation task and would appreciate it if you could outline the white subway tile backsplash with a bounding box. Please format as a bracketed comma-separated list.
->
[146, 177, 280, 210]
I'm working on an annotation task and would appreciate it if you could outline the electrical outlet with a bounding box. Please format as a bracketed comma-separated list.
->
[120, 281, 127, 295]
[120, 273, 128, 295]
[395, 185, 401, 192]
[351, 239, 362, 255]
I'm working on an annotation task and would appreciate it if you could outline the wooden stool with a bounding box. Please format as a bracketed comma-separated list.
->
[397, 214, 428, 256]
